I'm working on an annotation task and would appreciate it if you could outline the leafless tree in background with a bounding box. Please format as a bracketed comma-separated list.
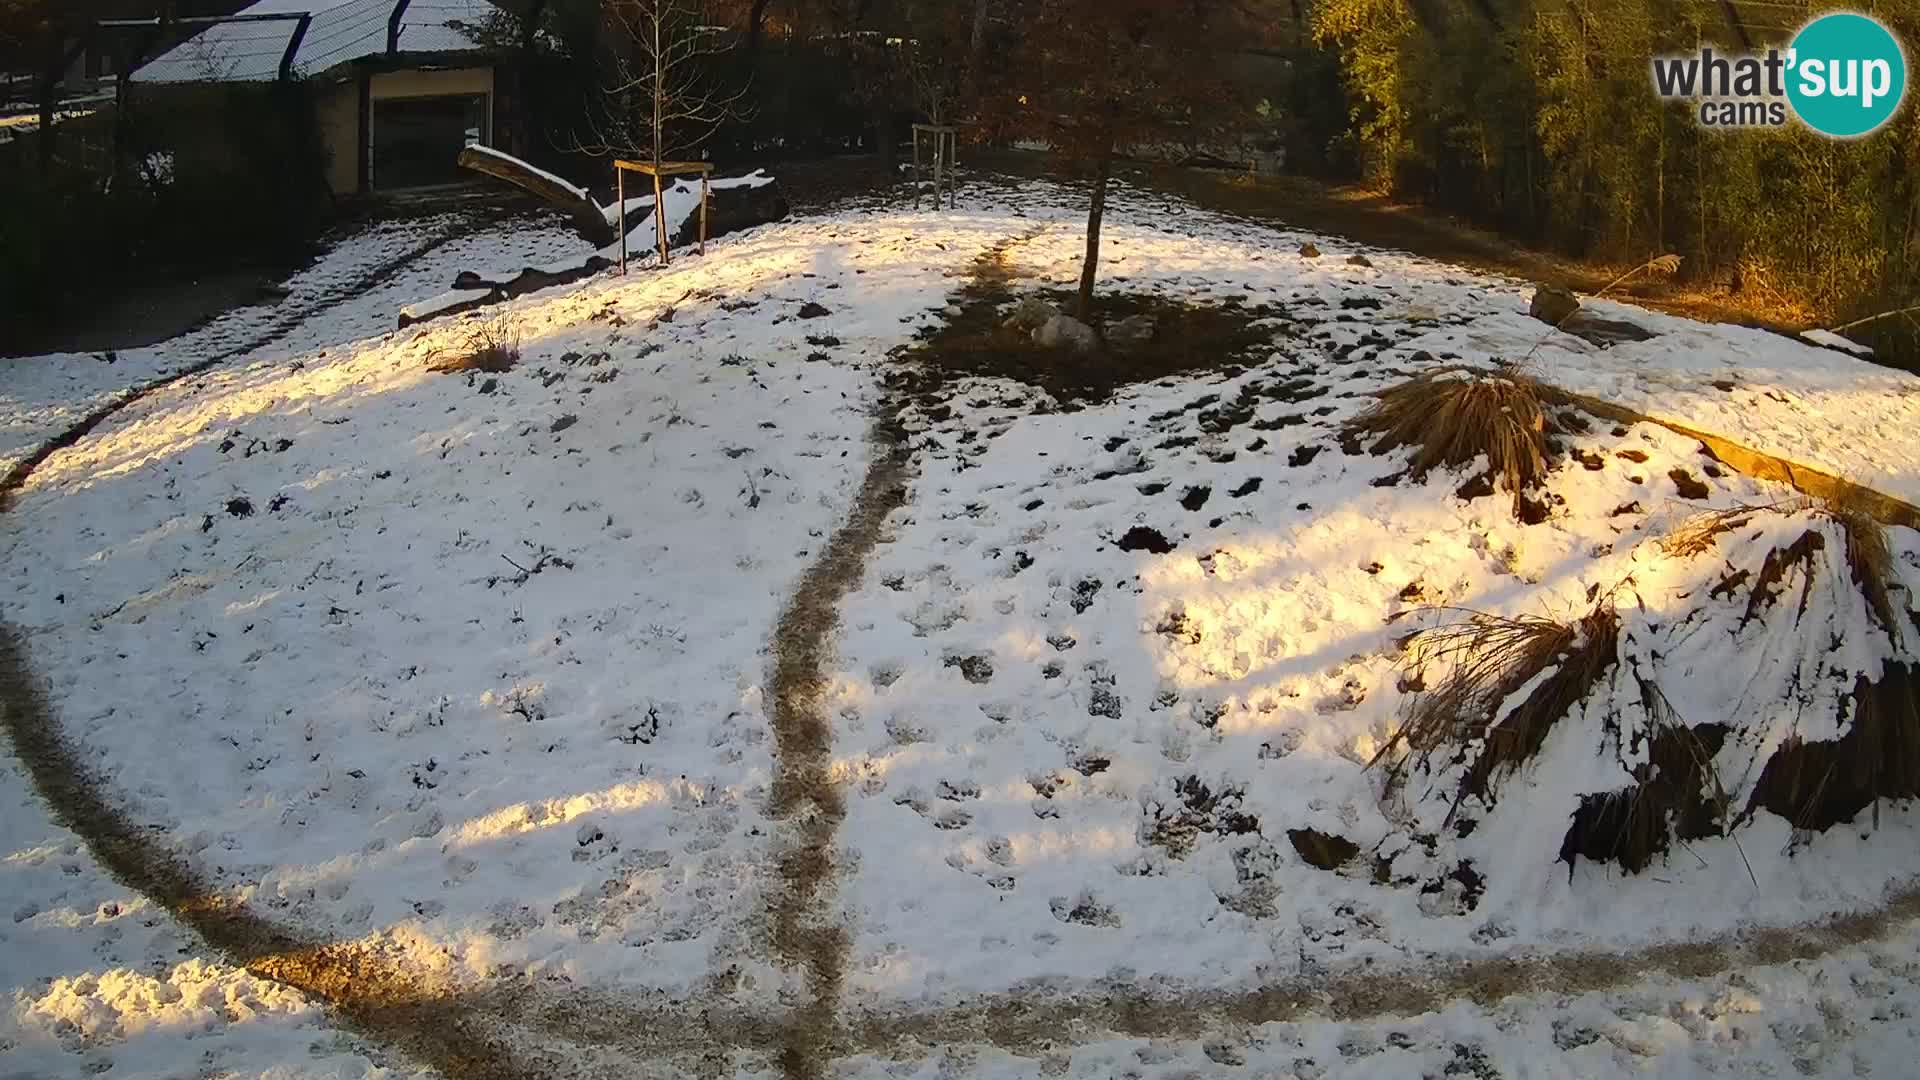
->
[575, 0, 747, 166]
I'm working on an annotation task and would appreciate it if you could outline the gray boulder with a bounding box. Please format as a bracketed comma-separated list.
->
[1004, 296, 1060, 332]
[1035, 313, 1099, 352]
[1528, 285, 1581, 327]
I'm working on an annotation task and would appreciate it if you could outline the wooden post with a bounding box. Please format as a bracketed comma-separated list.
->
[699, 173, 709, 255]
[617, 167, 627, 275]
[921, 131, 936, 211]
[653, 172, 667, 266]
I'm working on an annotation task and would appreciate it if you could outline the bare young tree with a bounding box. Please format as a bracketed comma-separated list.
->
[984, 0, 1251, 318]
[576, 0, 746, 167]
[904, 0, 966, 126]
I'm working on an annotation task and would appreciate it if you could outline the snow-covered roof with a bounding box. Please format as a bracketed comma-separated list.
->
[131, 0, 498, 85]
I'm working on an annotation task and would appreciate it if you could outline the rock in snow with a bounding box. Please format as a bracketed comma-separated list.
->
[1529, 283, 1581, 326]
[1003, 296, 1060, 332]
[1034, 312, 1098, 352]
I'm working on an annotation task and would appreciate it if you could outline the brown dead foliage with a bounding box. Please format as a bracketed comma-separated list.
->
[1346, 369, 1551, 518]
[1749, 662, 1920, 832]
[1560, 707, 1730, 875]
[428, 314, 522, 373]
[1665, 498, 1903, 645]
[1375, 601, 1620, 821]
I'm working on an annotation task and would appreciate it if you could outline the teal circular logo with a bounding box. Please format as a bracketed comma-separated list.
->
[1787, 13, 1907, 138]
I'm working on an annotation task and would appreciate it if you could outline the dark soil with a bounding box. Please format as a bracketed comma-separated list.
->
[1288, 827, 1361, 870]
[909, 285, 1283, 408]
[1115, 526, 1175, 554]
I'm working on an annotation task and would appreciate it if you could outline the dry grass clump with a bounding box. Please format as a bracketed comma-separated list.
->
[1749, 663, 1920, 832]
[1560, 679, 1731, 875]
[1346, 368, 1550, 516]
[1374, 600, 1620, 819]
[1827, 496, 1900, 644]
[1658, 502, 1772, 558]
[1661, 496, 1902, 644]
[1653, 495, 1916, 840]
[428, 313, 522, 373]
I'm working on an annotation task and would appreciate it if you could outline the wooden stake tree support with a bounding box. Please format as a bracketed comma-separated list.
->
[912, 124, 959, 210]
[615, 159, 713, 273]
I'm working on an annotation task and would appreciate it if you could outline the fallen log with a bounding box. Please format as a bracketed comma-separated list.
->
[457, 145, 614, 247]
[664, 180, 791, 249]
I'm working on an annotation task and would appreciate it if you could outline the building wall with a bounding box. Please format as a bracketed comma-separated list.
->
[369, 66, 494, 106]
[315, 77, 360, 196]
[314, 65, 495, 196]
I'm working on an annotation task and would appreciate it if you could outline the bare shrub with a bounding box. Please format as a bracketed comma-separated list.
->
[428, 314, 522, 374]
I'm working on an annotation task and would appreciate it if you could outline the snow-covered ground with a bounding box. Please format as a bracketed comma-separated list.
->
[6, 175, 1920, 1077]
[827, 211, 1920, 1005]
[1, 208, 590, 481]
[0, 750, 427, 1080]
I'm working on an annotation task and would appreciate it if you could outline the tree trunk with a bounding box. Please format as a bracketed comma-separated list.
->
[1077, 146, 1111, 320]
[968, 0, 990, 87]
[37, 48, 58, 175]
[652, 7, 665, 168]
[872, 96, 893, 174]
[747, 0, 773, 59]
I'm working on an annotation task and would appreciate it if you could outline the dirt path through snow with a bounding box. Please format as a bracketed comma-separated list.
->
[6, 216, 1920, 1078]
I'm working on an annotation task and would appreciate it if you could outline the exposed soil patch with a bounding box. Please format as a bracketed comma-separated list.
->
[1145, 776, 1261, 858]
[1668, 467, 1711, 499]
[908, 284, 1283, 408]
[765, 392, 909, 1076]
[1115, 525, 1176, 553]
[1289, 827, 1361, 870]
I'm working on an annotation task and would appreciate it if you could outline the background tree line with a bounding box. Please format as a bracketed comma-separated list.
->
[1288, 0, 1917, 354]
[4, 0, 1913, 360]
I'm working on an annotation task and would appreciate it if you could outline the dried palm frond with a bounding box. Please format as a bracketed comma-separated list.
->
[1560, 679, 1733, 876]
[1825, 494, 1901, 645]
[1749, 662, 1920, 833]
[1658, 501, 1784, 558]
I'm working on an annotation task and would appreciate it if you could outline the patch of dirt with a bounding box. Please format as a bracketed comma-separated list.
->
[1144, 776, 1260, 858]
[1115, 526, 1175, 553]
[764, 350, 931, 1080]
[907, 283, 1284, 408]
[1668, 467, 1711, 499]
[1288, 827, 1362, 870]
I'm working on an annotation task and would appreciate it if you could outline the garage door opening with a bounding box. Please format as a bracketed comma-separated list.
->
[372, 93, 489, 190]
